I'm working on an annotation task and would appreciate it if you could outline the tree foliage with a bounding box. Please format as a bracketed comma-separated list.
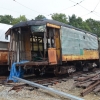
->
[12, 15, 27, 25]
[0, 15, 13, 25]
[86, 18, 100, 36]
[51, 13, 68, 24]
[0, 15, 27, 25]
[35, 15, 46, 20]
[68, 14, 100, 36]
[68, 14, 92, 32]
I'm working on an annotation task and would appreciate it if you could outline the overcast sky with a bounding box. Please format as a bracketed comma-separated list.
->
[0, 0, 100, 21]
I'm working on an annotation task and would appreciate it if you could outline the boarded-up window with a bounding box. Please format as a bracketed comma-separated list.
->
[0, 42, 8, 49]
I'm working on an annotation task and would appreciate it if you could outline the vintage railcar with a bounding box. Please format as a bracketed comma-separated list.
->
[0, 23, 12, 74]
[5, 20, 99, 75]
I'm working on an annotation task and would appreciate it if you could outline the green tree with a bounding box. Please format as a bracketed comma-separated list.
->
[68, 14, 92, 33]
[0, 15, 13, 25]
[12, 15, 27, 25]
[85, 18, 100, 36]
[82, 22, 92, 32]
[35, 15, 46, 20]
[51, 13, 68, 24]
[69, 14, 77, 26]
[69, 14, 83, 28]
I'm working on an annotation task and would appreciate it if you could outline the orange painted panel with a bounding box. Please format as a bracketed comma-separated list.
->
[55, 29, 61, 64]
[0, 51, 8, 64]
[48, 48, 57, 64]
[62, 50, 99, 61]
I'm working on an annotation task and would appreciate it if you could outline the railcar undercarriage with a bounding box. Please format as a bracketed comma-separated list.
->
[15, 59, 98, 76]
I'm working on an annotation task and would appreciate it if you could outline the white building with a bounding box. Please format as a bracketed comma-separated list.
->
[0, 23, 12, 50]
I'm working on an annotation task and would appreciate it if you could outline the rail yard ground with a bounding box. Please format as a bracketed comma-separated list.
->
[0, 70, 100, 100]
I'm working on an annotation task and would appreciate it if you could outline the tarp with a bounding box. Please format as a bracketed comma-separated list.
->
[9, 61, 29, 82]
[0, 23, 12, 42]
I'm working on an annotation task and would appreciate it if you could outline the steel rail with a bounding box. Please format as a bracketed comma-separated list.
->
[13, 76, 84, 100]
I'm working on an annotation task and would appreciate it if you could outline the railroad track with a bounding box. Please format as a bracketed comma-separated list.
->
[0, 72, 89, 92]
[33, 77, 68, 86]
[7, 76, 68, 92]
[0, 69, 100, 94]
[6, 71, 89, 92]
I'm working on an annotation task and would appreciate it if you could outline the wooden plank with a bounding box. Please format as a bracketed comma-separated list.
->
[16, 61, 48, 66]
[93, 85, 100, 93]
[47, 23, 60, 29]
[81, 80, 100, 96]
[24, 31, 31, 61]
[76, 74, 96, 82]
[76, 81, 95, 88]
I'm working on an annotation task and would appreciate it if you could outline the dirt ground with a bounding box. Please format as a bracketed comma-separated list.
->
[0, 79, 100, 100]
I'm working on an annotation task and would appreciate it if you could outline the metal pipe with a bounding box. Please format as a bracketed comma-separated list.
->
[13, 76, 84, 100]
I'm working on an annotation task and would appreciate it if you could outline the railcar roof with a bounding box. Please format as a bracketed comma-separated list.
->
[10, 19, 97, 37]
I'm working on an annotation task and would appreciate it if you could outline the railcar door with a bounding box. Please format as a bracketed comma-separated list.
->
[47, 23, 62, 65]
[54, 28, 62, 64]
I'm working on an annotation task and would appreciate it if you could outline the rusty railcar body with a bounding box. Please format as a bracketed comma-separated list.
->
[5, 20, 99, 75]
[0, 23, 12, 74]
[0, 41, 9, 74]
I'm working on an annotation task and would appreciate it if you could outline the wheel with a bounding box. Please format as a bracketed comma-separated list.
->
[34, 69, 40, 76]
[75, 62, 83, 71]
[54, 67, 61, 76]
[0, 65, 9, 75]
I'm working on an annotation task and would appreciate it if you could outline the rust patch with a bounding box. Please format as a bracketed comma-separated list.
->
[0, 51, 8, 64]
[48, 48, 57, 64]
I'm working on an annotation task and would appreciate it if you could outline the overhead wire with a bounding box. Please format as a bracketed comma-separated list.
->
[13, 0, 47, 15]
[93, 11, 100, 17]
[94, 11, 100, 15]
[48, 0, 85, 16]
[47, 6, 74, 16]
[81, 11, 93, 17]
[69, 0, 100, 18]
[82, 11, 100, 18]
[0, 6, 35, 18]
[58, 0, 84, 12]
[69, 0, 90, 12]
[0, 0, 53, 24]
[1, 0, 100, 20]
[92, 0, 100, 12]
